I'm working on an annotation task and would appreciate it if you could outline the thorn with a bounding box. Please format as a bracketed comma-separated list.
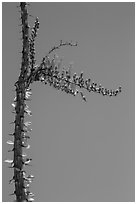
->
[8, 133, 15, 136]
[9, 191, 16, 196]
[9, 179, 15, 184]
[11, 111, 16, 114]
[8, 148, 15, 152]
[9, 121, 16, 124]
[9, 176, 15, 184]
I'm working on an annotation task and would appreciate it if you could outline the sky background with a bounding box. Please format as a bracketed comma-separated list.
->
[2, 2, 134, 202]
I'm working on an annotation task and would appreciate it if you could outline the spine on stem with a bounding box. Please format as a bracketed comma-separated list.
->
[14, 2, 30, 201]
[6, 3, 34, 202]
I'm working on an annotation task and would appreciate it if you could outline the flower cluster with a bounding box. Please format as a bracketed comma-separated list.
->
[28, 55, 122, 102]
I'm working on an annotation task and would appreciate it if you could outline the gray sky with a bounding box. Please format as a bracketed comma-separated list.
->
[3, 2, 134, 202]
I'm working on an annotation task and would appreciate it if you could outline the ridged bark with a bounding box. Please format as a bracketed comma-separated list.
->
[13, 2, 30, 202]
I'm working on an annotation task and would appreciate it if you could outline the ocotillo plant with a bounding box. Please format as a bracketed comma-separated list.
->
[5, 2, 122, 202]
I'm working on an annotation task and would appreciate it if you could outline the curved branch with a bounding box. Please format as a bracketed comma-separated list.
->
[41, 40, 78, 63]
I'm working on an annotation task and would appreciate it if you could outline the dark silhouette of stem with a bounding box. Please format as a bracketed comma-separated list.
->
[13, 2, 30, 202]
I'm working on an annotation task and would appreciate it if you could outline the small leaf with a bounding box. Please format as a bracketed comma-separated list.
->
[26, 88, 32, 92]
[25, 183, 30, 188]
[27, 175, 34, 179]
[24, 158, 32, 165]
[24, 121, 32, 126]
[11, 103, 16, 108]
[13, 96, 17, 102]
[4, 159, 13, 164]
[9, 179, 15, 184]
[26, 144, 30, 149]
[25, 109, 32, 116]
[25, 178, 32, 183]
[22, 153, 27, 157]
[7, 140, 14, 145]
[28, 192, 35, 197]
[28, 198, 34, 202]
[25, 91, 32, 99]
[23, 126, 32, 132]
